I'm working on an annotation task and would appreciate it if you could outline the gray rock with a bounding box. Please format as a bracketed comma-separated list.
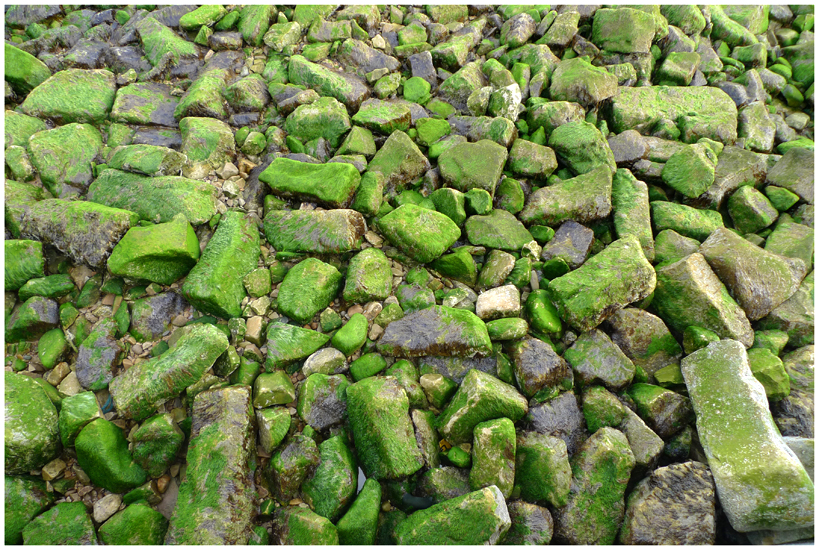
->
[527, 391, 586, 456]
[76, 317, 121, 391]
[541, 220, 594, 269]
[129, 292, 188, 342]
[508, 337, 573, 399]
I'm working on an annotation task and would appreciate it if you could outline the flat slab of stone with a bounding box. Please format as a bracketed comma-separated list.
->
[681, 340, 814, 532]
[378, 305, 492, 358]
[258, 157, 362, 209]
[609, 86, 738, 144]
[110, 83, 179, 127]
[548, 235, 655, 332]
[377, 204, 461, 263]
[519, 166, 613, 226]
[20, 68, 116, 125]
[765, 147, 813, 205]
[165, 386, 256, 544]
[263, 209, 364, 254]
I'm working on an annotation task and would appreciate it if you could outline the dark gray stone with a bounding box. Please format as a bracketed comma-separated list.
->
[527, 391, 586, 456]
[541, 220, 594, 269]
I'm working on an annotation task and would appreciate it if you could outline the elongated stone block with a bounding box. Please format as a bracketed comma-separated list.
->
[611, 168, 654, 261]
[109, 324, 229, 421]
[346, 376, 424, 480]
[259, 157, 361, 208]
[182, 211, 260, 319]
[653, 253, 754, 347]
[378, 305, 492, 358]
[699, 227, 806, 321]
[165, 386, 256, 544]
[263, 209, 365, 253]
[394, 486, 511, 545]
[681, 340, 814, 532]
[519, 165, 613, 226]
[548, 235, 655, 332]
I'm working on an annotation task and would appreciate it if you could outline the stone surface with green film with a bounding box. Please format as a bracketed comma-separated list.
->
[437, 369, 529, 445]
[469, 417, 516, 498]
[165, 386, 256, 544]
[378, 305, 492, 358]
[21, 68, 116, 125]
[99, 503, 169, 545]
[22, 501, 97, 545]
[515, 431, 572, 507]
[438, 139, 508, 197]
[681, 340, 814, 532]
[548, 235, 655, 332]
[181, 211, 260, 319]
[337, 477, 381, 545]
[109, 323, 229, 421]
[377, 204, 461, 264]
[277, 257, 343, 325]
[131, 413, 185, 478]
[5, 475, 55, 545]
[263, 209, 365, 254]
[519, 165, 613, 227]
[259, 157, 362, 208]
[302, 435, 358, 521]
[264, 322, 331, 371]
[273, 506, 339, 545]
[5, 372, 60, 474]
[75, 418, 147, 493]
[343, 247, 392, 303]
[346, 376, 424, 480]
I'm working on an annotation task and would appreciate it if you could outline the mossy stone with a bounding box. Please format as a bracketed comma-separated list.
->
[21, 68, 116, 125]
[75, 418, 147, 493]
[99, 503, 169, 545]
[277, 258, 342, 325]
[5, 372, 60, 474]
[22, 502, 97, 545]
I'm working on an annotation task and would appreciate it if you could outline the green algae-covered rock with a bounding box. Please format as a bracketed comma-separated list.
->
[37, 328, 67, 369]
[58, 391, 102, 448]
[377, 204, 461, 263]
[75, 317, 120, 390]
[332, 313, 368, 356]
[437, 369, 529, 445]
[5, 239, 44, 291]
[626, 383, 693, 439]
[136, 16, 198, 67]
[378, 305, 492, 358]
[288, 54, 369, 110]
[438, 139, 508, 197]
[728, 186, 779, 235]
[619, 461, 717, 545]
[5, 180, 48, 238]
[591, 7, 656, 53]
[182, 211, 260, 319]
[5, 372, 60, 474]
[179, 116, 234, 176]
[21, 68, 116, 125]
[4, 43, 50, 95]
[612, 168, 654, 261]
[297, 373, 349, 431]
[20, 199, 139, 269]
[343, 248, 392, 303]
[507, 138, 557, 178]
[265, 322, 331, 371]
[179, 4, 227, 30]
[22, 501, 97, 545]
[765, 147, 813, 205]
[259, 157, 361, 209]
[661, 143, 716, 199]
[550, 57, 618, 108]
[699, 227, 806, 321]
[765, 221, 813, 269]
[285, 96, 351, 147]
[110, 83, 180, 127]
[681, 340, 814, 532]
[5, 476, 54, 545]
[75, 418, 146, 493]
[650, 201, 724, 242]
[108, 214, 199, 285]
[337, 477, 381, 545]
[263, 209, 365, 254]
[166, 387, 256, 544]
[367, 130, 431, 192]
[608, 86, 738, 144]
[347, 376, 424, 480]
[758, 270, 814, 349]
[553, 427, 636, 544]
[253, 371, 295, 408]
[99, 503, 169, 545]
[465, 209, 534, 251]
[469, 417, 516, 498]
[653, 252, 754, 346]
[277, 258, 342, 325]
[548, 121, 616, 176]
[504, 500, 554, 545]
[564, 328, 636, 391]
[5, 295, 59, 343]
[394, 485, 511, 544]
[108, 144, 187, 177]
[515, 431, 572, 507]
[131, 413, 185, 478]
[109, 323, 229, 421]
[747, 347, 790, 401]
[129, 292, 188, 342]
[28, 122, 103, 197]
[548, 235, 655, 332]
[352, 98, 411, 135]
[302, 435, 358, 521]
[519, 165, 613, 226]
[257, 407, 290, 454]
[273, 507, 339, 545]
[88, 169, 217, 225]
[267, 433, 320, 502]
[5, 111, 47, 149]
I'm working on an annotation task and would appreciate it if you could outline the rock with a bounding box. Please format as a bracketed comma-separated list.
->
[540, 220, 594, 269]
[129, 292, 187, 342]
[110, 323, 228, 420]
[267, 432, 319, 502]
[5, 295, 59, 343]
[259, 157, 361, 209]
[527, 391, 586, 456]
[21, 68, 116, 125]
[22, 502, 97, 545]
[681, 340, 814, 532]
[771, 345, 815, 438]
[93, 493, 123, 524]
[336, 478, 381, 545]
[627, 383, 693, 439]
[288, 54, 369, 110]
[620, 461, 716, 544]
[699, 227, 806, 320]
[131, 413, 184, 478]
[465, 209, 534, 251]
[475, 285, 520, 321]
[438, 139, 508, 197]
[565, 329, 635, 391]
[661, 143, 716, 198]
[284, 96, 351, 148]
[263, 21, 301, 52]
[302, 435, 357, 521]
[469, 417, 516, 497]
[758, 271, 814, 349]
[549, 236, 655, 332]
[265, 323, 330, 371]
[88, 169, 217, 226]
[591, 7, 656, 53]
[4, 476, 54, 545]
[108, 144, 187, 177]
[650, 201, 724, 242]
[608, 86, 738, 144]
[653, 252, 754, 346]
[277, 258, 342, 324]
[417, 466, 471, 504]
[75, 418, 146, 493]
[394, 486, 511, 544]
[503, 501, 554, 545]
[136, 16, 198, 68]
[378, 305, 492, 358]
[692, 146, 768, 210]
[166, 387, 255, 544]
[263, 209, 364, 255]
[75, 317, 121, 390]
[549, 58, 618, 107]
[343, 248, 392, 303]
[553, 427, 636, 544]
[4, 42, 51, 95]
[605, 308, 682, 382]
[507, 337, 573, 399]
[28, 122, 102, 197]
[346, 376, 423, 480]
[765, 147, 813, 204]
[256, 408, 290, 454]
[5, 372, 60, 474]
[507, 138, 557, 178]
[515, 431, 572, 507]
[58, 391, 102, 447]
[5, 239, 44, 291]
[174, 70, 228, 120]
[273, 507, 338, 545]
[765, 221, 814, 268]
[437, 369, 528, 445]
[21, 199, 138, 269]
[377, 204, 460, 263]
[367, 130, 431, 192]
[298, 374, 349, 431]
[99, 503, 169, 545]
[520, 166, 613, 226]
[181, 211, 259, 319]
[108, 214, 199, 285]
[728, 185, 778, 234]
